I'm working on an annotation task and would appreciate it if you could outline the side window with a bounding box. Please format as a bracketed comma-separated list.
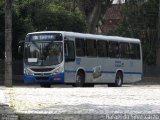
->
[86, 39, 97, 57]
[108, 41, 119, 58]
[119, 42, 130, 59]
[97, 40, 108, 57]
[64, 40, 75, 62]
[75, 38, 85, 56]
[129, 43, 141, 59]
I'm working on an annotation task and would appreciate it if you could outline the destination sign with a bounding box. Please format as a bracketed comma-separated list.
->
[29, 33, 62, 41]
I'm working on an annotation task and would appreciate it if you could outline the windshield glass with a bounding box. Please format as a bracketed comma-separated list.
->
[24, 42, 63, 66]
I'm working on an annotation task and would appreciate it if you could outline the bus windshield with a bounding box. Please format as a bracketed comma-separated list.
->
[24, 42, 63, 66]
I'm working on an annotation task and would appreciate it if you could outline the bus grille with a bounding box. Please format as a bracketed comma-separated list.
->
[34, 73, 52, 76]
[31, 68, 53, 72]
[35, 77, 49, 81]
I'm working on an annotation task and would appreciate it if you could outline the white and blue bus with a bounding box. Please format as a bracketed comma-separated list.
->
[20, 31, 143, 87]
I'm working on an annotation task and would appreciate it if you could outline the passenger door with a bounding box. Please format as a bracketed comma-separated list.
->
[64, 38, 76, 83]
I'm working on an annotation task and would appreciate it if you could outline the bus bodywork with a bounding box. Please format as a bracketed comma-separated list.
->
[22, 31, 143, 87]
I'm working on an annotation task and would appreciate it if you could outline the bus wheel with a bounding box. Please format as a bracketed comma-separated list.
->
[75, 73, 84, 87]
[40, 84, 51, 88]
[108, 72, 123, 87]
[114, 72, 123, 87]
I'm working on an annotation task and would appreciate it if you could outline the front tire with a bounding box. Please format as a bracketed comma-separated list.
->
[75, 73, 85, 87]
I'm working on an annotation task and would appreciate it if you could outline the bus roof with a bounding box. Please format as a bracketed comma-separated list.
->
[28, 31, 140, 43]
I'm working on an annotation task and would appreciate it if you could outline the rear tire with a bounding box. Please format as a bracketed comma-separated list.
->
[115, 72, 123, 87]
[108, 72, 123, 87]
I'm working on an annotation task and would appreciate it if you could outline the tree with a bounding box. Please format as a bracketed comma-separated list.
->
[76, 0, 113, 33]
[5, 0, 13, 87]
[0, 0, 87, 60]
[0, 1, 4, 59]
[125, 0, 158, 65]
[156, 1, 160, 65]
[108, 0, 159, 65]
[8, 0, 86, 60]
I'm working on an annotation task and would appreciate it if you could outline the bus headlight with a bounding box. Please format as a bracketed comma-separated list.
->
[53, 66, 64, 74]
[24, 68, 34, 75]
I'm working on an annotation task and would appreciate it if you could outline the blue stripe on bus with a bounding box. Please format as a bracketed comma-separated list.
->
[124, 72, 143, 75]
[65, 70, 143, 75]
[86, 71, 93, 73]
[101, 71, 115, 74]
[65, 70, 115, 73]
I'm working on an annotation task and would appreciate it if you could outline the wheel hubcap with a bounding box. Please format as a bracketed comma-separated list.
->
[117, 76, 121, 86]
[76, 76, 82, 86]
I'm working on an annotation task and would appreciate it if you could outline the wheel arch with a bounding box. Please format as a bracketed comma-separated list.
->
[76, 67, 86, 78]
[115, 69, 124, 78]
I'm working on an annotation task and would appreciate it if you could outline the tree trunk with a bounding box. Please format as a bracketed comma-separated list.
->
[87, 1, 101, 34]
[156, 1, 160, 66]
[76, 0, 112, 34]
[5, 0, 13, 87]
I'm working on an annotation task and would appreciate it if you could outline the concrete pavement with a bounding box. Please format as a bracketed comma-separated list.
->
[0, 89, 18, 120]
[1, 85, 160, 120]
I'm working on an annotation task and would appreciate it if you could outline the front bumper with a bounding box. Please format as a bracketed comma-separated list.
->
[24, 73, 64, 84]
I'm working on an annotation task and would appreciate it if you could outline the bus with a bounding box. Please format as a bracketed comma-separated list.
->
[19, 31, 143, 87]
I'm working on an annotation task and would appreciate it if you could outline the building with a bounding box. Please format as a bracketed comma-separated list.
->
[102, 4, 123, 34]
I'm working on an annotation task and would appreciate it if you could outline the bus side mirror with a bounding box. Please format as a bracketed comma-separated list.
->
[18, 40, 24, 54]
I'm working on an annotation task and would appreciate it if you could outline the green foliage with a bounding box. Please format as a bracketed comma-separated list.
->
[15, 0, 86, 32]
[0, 0, 86, 59]
[142, 43, 156, 65]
